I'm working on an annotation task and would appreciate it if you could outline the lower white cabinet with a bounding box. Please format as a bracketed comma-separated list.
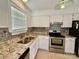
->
[38, 36, 49, 51]
[30, 38, 38, 59]
[65, 37, 75, 54]
[29, 36, 49, 59]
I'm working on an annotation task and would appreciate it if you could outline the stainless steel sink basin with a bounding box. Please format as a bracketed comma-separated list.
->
[17, 36, 35, 44]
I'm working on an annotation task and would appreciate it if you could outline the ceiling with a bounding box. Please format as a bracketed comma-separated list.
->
[26, 0, 79, 11]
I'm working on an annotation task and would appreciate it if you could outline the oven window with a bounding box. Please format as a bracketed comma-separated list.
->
[51, 38, 63, 46]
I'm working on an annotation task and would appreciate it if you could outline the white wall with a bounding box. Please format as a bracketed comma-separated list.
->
[0, 0, 11, 28]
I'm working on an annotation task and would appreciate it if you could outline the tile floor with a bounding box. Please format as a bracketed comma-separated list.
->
[35, 50, 79, 59]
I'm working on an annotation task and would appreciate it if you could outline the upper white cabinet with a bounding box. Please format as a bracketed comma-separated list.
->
[62, 14, 72, 27]
[0, 0, 11, 28]
[31, 16, 39, 27]
[50, 15, 63, 24]
[50, 14, 73, 28]
[72, 13, 79, 20]
[31, 16, 49, 27]
[38, 16, 49, 27]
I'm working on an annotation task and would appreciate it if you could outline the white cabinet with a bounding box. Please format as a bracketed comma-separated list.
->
[31, 16, 39, 27]
[31, 16, 49, 27]
[50, 15, 63, 24]
[30, 38, 38, 59]
[38, 36, 49, 51]
[38, 16, 49, 27]
[0, 0, 11, 28]
[65, 37, 75, 54]
[50, 14, 72, 27]
[30, 36, 49, 59]
[72, 13, 79, 20]
[62, 14, 72, 27]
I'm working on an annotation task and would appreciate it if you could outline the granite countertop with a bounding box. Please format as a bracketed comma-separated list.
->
[0, 31, 49, 59]
[62, 34, 76, 38]
[0, 34, 48, 59]
[0, 35, 36, 59]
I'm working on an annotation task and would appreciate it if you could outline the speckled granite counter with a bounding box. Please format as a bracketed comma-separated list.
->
[0, 36, 35, 59]
[0, 35, 49, 59]
[62, 34, 76, 38]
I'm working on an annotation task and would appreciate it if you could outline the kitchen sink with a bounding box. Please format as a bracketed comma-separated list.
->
[17, 36, 35, 44]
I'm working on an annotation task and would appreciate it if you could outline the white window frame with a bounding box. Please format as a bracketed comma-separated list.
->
[11, 6, 27, 35]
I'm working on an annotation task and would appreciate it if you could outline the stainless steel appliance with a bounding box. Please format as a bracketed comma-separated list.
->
[49, 37, 65, 53]
[19, 48, 30, 59]
[49, 32, 65, 53]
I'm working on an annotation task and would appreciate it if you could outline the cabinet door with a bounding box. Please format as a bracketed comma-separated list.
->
[30, 42, 35, 59]
[38, 36, 49, 51]
[34, 38, 39, 56]
[65, 38, 75, 54]
[50, 15, 63, 24]
[31, 16, 49, 27]
[65, 38, 70, 53]
[62, 14, 72, 27]
[38, 16, 49, 27]
[30, 39, 38, 59]
[72, 13, 79, 20]
[31, 16, 39, 27]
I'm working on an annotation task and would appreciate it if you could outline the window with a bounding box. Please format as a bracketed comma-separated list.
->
[11, 7, 27, 35]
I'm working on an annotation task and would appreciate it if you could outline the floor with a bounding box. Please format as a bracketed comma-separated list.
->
[35, 50, 79, 59]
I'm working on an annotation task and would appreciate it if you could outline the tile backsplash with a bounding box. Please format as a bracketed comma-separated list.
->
[0, 28, 11, 42]
[0, 28, 26, 43]
[61, 28, 69, 36]
[49, 23, 62, 31]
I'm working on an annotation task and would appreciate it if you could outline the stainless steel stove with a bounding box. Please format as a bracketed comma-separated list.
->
[49, 32, 65, 53]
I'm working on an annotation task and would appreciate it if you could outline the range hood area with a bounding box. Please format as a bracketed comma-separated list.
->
[49, 22, 62, 33]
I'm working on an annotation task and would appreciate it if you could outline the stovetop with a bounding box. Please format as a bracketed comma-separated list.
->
[49, 32, 65, 38]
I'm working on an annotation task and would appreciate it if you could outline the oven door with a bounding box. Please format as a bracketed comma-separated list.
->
[50, 37, 63, 46]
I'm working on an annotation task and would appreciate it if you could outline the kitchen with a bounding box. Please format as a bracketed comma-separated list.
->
[0, 0, 79, 59]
